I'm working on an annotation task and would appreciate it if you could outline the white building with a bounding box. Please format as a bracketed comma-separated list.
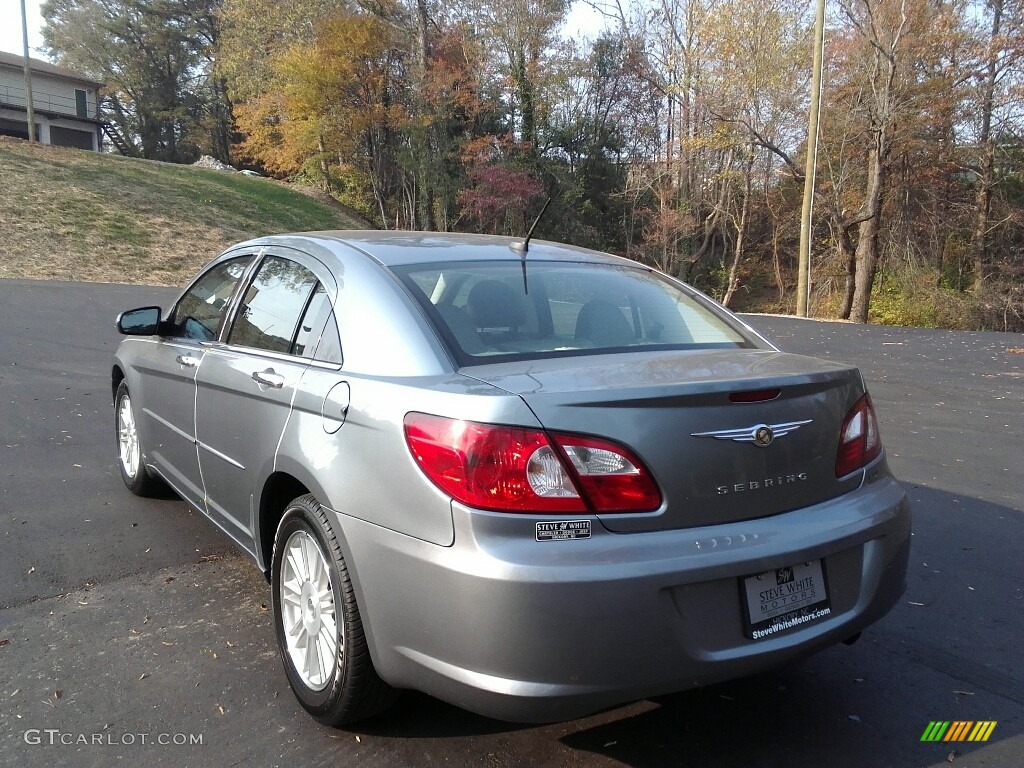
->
[0, 51, 104, 151]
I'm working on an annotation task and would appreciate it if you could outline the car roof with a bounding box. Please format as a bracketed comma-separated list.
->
[235, 231, 635, 269]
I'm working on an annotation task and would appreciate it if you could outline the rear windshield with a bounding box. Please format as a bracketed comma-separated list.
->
[392, 260, 752, 365]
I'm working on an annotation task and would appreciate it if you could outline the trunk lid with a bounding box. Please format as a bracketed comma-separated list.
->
[462, 349, 866, 532]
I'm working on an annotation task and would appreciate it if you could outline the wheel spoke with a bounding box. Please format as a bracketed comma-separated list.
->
[305, 633, 319, 682]
[317, 626, 335, 672]
[282, 578, 302, 599]
[300, 536, 313, 580]
[318, 620, 337, 659]
[308, 546, 322, 584]
[318, 589, 334, 615]
[317, 631, 330, 683]
[286, 550, 305, 583]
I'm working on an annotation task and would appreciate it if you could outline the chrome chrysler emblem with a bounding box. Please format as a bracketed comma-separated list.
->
[692, 420, 812, 447]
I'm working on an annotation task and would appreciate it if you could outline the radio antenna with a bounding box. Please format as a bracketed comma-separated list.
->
[510, 197, 551, 294]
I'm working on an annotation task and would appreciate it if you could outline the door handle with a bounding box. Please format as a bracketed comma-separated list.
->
[175, 354, 200, 367]
[252, 369, 285, 389]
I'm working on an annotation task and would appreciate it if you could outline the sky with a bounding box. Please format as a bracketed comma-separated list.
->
[0, 0, 606, 61]
[1, 0, 45, 58]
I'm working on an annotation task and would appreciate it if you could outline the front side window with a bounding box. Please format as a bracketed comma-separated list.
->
[228, 256, 317, 353]
[393, 260, 752, 365]
[167, 257, 252, 341]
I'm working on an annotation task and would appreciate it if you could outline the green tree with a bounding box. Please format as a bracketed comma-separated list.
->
[43, 0, 226, 162]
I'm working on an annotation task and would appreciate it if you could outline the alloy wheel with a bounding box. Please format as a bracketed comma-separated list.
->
[279, 530, 340, 691]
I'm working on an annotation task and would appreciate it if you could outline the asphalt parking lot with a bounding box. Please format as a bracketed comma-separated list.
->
[0, 279, 1021, 768]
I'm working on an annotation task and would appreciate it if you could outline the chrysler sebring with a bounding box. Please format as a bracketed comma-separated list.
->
[111, 232, 911, 725]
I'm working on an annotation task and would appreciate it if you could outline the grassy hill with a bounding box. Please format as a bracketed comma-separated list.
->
[0, 138, 365, 286]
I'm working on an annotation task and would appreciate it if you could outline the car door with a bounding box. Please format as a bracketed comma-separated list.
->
[193, 251, 327, 552]
[134, 255, 254, 509]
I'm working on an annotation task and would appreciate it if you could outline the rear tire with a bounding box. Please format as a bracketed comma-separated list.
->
[271, 494, 397, 725]
[115, 381, 161, 496]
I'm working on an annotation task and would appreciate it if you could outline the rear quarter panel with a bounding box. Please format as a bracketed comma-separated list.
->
[278, 368, 542, 547]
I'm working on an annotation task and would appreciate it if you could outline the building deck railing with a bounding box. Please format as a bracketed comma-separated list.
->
[0, 84, 97, 119]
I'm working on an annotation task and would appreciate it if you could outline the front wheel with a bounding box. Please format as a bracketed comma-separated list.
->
[271, 494, 396, 725]
[115, 381, 160, 496]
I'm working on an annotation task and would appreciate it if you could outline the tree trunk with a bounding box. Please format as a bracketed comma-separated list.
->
[970, 0, 1002, 291]
[317, 136, 332, 192]
[772, 224, 785, 303]
[971, 152, 994, 289]
[723, 151, 754, 308]
[513, 49, 535, 149]
[838, 223, 857, 319]
[414, 0, 436, 231]
[213, 80, 233, 163]
[849, 144, 885, 323]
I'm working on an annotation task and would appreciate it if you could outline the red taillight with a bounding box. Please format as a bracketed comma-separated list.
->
[551, 434, 663, 512]
[835, 394, 882, 477]
[403, 413, 662, 514]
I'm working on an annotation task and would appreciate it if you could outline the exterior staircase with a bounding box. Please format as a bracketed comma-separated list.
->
[101, 121, 135, 156]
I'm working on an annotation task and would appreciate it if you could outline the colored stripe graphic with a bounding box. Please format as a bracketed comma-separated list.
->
[921, 721, 997, 742]
[921, 721, 950, 741]
[944, 722, 972, 741]
[968, 722, 997, 742]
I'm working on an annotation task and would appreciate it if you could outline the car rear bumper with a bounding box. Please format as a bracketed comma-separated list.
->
[333, 473, 910, 723]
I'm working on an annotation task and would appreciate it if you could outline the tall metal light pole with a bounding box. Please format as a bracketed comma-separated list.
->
[797, 0, 826, 316]
[20, 0, 36, 142]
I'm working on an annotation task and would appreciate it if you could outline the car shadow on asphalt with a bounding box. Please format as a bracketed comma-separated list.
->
[355, 691, 526, 737]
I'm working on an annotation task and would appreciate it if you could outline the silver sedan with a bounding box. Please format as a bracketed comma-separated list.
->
[112, 232, 911, 725]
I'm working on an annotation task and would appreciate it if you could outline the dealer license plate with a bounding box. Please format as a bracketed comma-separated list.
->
[742, 559, 831, 640]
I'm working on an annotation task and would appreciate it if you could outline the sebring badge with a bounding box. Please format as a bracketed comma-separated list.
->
[691, 419, 812, 447]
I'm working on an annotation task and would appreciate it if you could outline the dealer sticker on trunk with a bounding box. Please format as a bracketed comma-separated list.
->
[536, 520, 592, 541]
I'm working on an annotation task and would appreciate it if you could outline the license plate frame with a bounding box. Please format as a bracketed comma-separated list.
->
[741, 559, 831, 640]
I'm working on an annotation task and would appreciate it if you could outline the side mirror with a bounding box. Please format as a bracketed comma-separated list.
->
[117, 306, 162, 336]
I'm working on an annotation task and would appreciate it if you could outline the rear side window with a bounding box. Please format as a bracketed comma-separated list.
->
[393, 260, 750, 365]
[293, 283, 342, 364]
[168, 257, 252, 340]
[228, 256, 317, 353]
